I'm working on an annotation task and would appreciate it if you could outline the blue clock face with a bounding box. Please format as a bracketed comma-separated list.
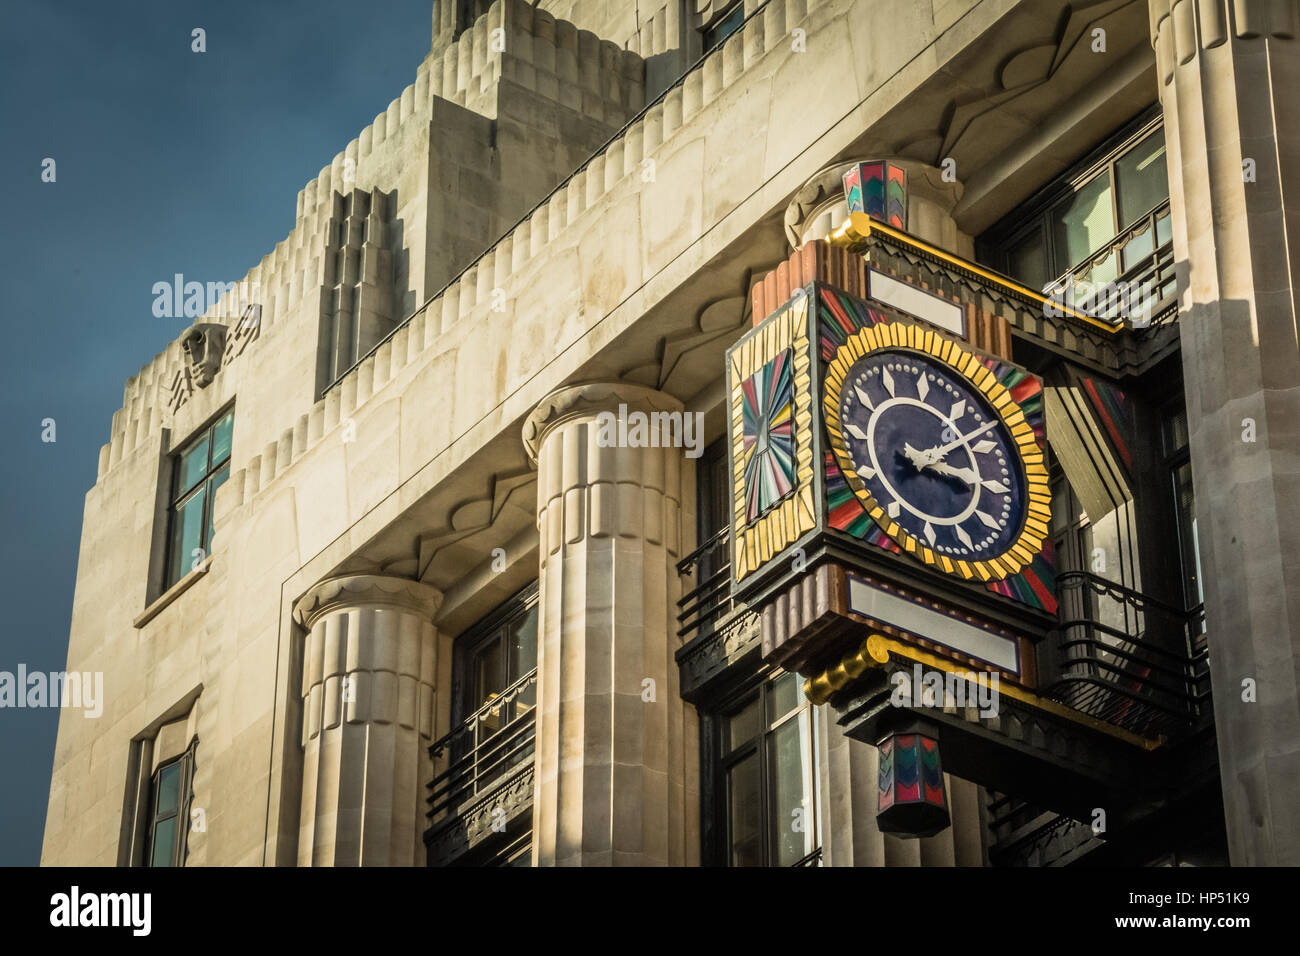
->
[835, 349, 1027, 561]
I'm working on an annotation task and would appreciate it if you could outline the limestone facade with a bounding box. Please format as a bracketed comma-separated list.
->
[42, 0, 1299, 866]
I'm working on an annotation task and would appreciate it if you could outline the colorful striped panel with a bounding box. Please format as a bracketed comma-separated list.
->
[741, 349, 797, 523]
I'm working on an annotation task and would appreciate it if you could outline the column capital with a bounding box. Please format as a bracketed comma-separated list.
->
[521, 380, 683, 465]
[292, 573, 442, 630]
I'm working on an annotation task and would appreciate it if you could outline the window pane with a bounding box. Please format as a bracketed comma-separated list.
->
[149, 816, 177, 867]
[1120, 220, 1155, 272]
[704, 4, 745, 52]
[168, 490, 206, 585]
[725, 695, 761, 753]
[1115, 131, 1168, 229]
[205, 465, 230, 547]
[769, 712, 812, 866]
[1164, 407, 1189, 455]
[211, 412, 234, 466]
[472, 637, 506, 733]
[1006, 227, 1048, 291]
[1051, 172, 1113, 274]
[156, 761, 182, 816]
[1173, 462, 1204, 609]
[727, 753, 762, 866]
[176, 435, 210, 497]
[509, 605, 538, 712]
[768, 671, 801, 725]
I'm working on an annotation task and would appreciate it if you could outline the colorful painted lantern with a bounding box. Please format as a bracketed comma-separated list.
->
[842, 161, 907, 229]
[877, 730, 950, 837]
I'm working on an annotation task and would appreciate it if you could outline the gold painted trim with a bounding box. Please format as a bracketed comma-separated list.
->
[805, 633, 1164, 751]
[828, 211, 1120, 334]
[823, 322, 1050, 580]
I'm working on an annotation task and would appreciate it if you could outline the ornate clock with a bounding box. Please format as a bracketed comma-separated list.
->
[823, 323, 1048, 581]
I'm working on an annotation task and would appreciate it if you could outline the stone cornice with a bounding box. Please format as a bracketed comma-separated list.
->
[521, 380, 684, 465]
[293, 573, 443, 629]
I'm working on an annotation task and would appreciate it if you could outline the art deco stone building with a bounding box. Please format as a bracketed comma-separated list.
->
[43, 0, 1300, 867]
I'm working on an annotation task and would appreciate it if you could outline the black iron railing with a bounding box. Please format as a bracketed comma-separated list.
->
[1042, 572, 1209, 738]
[676, 527, 734, 640]
[426, 668, 538, 821]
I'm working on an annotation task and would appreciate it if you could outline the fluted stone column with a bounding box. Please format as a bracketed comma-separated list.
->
[1150, 0, 1300, 863]
[292, 574, 442, 866]
[522, 382, 698, 866]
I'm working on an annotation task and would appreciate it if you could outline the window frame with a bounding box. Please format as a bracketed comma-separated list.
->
[162, 407, 234, 590]
[450, 581, 540, 753]
[704, 668, 820, 867]
[144, 741, 196, 868]
[701, 2, 746, 54]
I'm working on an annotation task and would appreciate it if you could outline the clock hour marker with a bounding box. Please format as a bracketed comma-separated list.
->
[854, 383, 873, 410]
[882, 367, 895, 396]
[846, 423, 868, 440]
[916, 373, 928, 401]
[923, 522, 936, 546]
[982, 479, 1009, 494]
[976, 510, 999, 529]
[887, 501, 900, 519]
[950, 399, 966, 421]
[972, 439, 996, 454]
[955, 524, 973, 549]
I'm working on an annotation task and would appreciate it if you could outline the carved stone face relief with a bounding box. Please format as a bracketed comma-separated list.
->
[181, 324, 228, 388]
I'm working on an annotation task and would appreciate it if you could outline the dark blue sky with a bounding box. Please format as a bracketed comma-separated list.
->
[0, 0, 436, 866]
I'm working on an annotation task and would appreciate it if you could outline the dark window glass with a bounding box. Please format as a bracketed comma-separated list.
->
[715, 671, 817, 866]
[1007, 227, 1049, 291]
[1172, 461, 1203, 610]
[703, 3, 745, 53]
[165, 410, 234, 588]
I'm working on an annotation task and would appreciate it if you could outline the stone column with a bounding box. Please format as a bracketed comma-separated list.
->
[293, 574, 442, 866]
[1150, 0, 1300, 863]
[522, 382, 698, 866]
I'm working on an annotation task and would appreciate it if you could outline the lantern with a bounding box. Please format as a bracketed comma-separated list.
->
[842, 161, 907, 229]
[876, 727, 949, 838]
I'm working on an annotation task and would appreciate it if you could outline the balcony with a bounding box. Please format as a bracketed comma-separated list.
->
[675, 528, 761, 702]
[1042, 200, 1177, 329]
[1041, 571, 1209, 740]
[424, 668, 537, 866]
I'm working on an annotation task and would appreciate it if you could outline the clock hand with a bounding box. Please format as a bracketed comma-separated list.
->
[925, 460, 981, 487]
[902, 443, 932, 471]
[921, 419, 999, 465]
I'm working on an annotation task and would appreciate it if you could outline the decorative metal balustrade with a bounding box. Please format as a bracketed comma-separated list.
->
[426, 668, 537, 826]
[1042, 200, 1177, 328]
[1041, 571, 1209, 739]
[677, 527, 734, 640]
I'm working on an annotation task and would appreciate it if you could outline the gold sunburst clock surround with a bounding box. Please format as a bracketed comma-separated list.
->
[823, 322, 1049, 581]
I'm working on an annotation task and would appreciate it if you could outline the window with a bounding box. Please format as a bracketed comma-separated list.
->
[979, 110, 1172, 314]
[1162, 407, 1203, 614]
[452, 583, 538, 773]
[702, 2, 745, 53]
[165, 409, 233, 588]
[1049, 460, 1091, 574]
[145, 746, 194, 867]
[713, 671, 819, 866]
